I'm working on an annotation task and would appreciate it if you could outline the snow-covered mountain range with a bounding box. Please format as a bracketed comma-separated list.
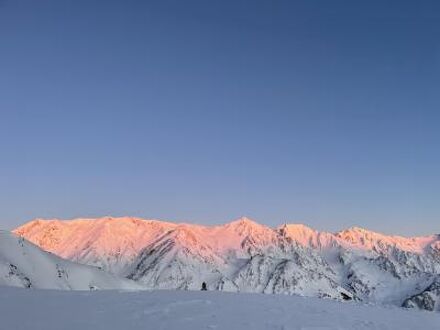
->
[11, 216, 440, 311]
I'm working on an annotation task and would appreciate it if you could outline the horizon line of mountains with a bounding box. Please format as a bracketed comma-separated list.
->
[2, 216, 440, 312]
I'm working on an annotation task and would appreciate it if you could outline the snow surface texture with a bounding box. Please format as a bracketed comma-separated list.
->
[1, 287, 439, 330]
[0, 230, 140, 290]
[13, 217, 440, 311]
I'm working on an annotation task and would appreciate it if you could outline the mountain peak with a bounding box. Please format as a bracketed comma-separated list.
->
[224, 217, 270, 233]
[231, 216, 258, 225]
[277, 223, 337, 249]
[279, 223, 316, 234]
[336, 226, 384, 239]
[343, 226, 371, 233]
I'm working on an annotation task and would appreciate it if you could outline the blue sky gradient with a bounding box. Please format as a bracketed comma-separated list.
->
[1, 1, 439, 234]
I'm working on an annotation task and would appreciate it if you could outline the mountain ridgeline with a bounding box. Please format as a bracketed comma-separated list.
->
[12, 217, 440, 311]
[0, 230, 140, 290]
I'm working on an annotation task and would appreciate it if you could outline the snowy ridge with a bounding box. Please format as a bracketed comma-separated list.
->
[12, 216, 440, 311]
[0, 230, 140, 290]
[14, 217, 177, 274]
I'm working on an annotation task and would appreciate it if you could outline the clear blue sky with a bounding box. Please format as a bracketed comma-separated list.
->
[1, 0, 439, 235]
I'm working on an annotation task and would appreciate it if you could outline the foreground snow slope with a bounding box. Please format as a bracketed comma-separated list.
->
[1, 287, 439, 330]
[0, 231, 140, 290]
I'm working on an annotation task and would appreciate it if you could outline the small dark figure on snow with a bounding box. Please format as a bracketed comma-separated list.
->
[201, 282, 207, 291]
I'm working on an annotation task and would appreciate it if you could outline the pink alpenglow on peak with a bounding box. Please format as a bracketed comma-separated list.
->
[13, 217, 178, 274]
[13, 216, 440, 264]
[335, 226, 440, 254]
